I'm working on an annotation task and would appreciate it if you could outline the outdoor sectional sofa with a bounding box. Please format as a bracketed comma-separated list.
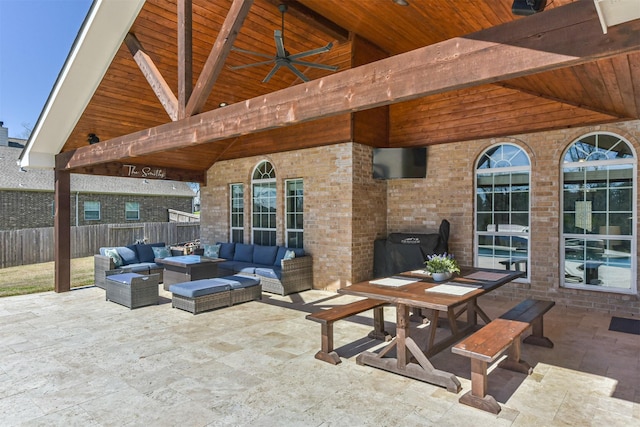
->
[207, 242, 313, 296]
[94, 242, 167, 289]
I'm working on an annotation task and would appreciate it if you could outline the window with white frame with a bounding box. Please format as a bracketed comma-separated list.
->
[230, 183, 244, 243]
[475, 144, 530, 279]
[84, 201, 101, 221]
[285, 178, 304, 248]
[561, 132, 636, 293]
[252, 161, 277, 245]
[125, 202, 140, 220]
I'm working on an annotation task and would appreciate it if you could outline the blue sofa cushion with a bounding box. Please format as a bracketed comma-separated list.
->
[106, 272, 144, 285]
[169, 279, 231, 298]
[255, 266, 282, 280]
[234, 243, 254, 262]
[136, 243, 164, 263]
[219, 274, 260, 289]
[218, 242, 235, 259]
[253, 245, 278, 265]
[232, 262, 257, 274]
[274, 246, 287, 265]
[117, 245, 139, 265]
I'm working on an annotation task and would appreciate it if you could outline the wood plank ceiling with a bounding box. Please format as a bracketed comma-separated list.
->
[62, 0, 640, 180]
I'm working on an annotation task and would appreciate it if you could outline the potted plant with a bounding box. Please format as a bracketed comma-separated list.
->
[425, 253, 460, 281]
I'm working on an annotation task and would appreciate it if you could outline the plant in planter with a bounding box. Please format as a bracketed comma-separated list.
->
[425, 253, 460, 281]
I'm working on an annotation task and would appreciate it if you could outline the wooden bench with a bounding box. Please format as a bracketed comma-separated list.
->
[499, 298, 555, 348]
[451, 298, 556, 414]
[306, 298, 390, 365]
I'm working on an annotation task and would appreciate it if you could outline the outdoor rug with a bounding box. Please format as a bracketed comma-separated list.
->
[608, 316, 640, 335]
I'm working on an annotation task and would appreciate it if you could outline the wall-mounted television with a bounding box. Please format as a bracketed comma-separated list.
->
[372, 147, 427, 179]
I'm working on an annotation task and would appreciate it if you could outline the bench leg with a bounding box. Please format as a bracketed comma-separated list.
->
[459, 358, 501, 414]
[314, 322, 341, 365]
[523, 316, 554, 348]
[498, 338, 533, 374]
[367, 306, 392, 342]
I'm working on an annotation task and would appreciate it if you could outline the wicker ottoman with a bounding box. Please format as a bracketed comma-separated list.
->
[169, 275, 261, 314]
[105, 272, 160, 309]
[214, 275, 262, 305]
[169, 279, 232, 314]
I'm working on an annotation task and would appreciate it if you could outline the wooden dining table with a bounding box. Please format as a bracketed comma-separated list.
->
[338, 267, 524, 392]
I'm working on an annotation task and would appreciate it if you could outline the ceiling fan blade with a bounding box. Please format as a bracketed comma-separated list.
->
[274, 30, 287, 58]
[231, 46, 274, 60]
[289, 59, 339, 71]
[262, 63, 282, 83]
[287, 42, 334, 60]
[229, 59, 276, 70]
[285, 63, 310, 82]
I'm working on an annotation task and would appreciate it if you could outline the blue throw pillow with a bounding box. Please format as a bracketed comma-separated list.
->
[104, 248, 123, 267]
[284, 250, 296, 260]
[203, 244, 221, 258]
[136, 244, 157, 263]
[117, 245, 139, 265]
[152, 246, 171, 259]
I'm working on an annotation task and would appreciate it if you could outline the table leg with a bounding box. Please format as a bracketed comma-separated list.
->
[355, 303, 461, 393]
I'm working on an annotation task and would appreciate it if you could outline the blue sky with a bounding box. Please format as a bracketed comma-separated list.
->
[0, 0, 92, 138]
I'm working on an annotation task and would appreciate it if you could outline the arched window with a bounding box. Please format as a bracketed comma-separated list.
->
[251, 161, 277, 245]
[561, 132, 636, 293]
[475, 144, 530, 279]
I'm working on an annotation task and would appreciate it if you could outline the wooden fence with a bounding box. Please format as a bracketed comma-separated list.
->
[0, 222, 200, 269]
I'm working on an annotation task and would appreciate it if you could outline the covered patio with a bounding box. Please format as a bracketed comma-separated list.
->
[0, 288, 638, 425]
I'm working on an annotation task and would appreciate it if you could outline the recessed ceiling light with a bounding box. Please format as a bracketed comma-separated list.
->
[393, 0, 409, 5]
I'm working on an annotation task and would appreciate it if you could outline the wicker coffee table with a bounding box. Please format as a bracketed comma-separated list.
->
[156, 255, 224, 290]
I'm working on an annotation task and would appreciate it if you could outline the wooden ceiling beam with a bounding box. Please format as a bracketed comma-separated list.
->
[177, 0, 193, 119]
[60, 1, 640, 171]
[185, 0, 254, 116]
[124, 33, 179, 121]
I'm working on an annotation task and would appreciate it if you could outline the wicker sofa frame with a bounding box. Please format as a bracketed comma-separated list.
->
[215, 255, 313, 296]
[105, 273, 160, 309]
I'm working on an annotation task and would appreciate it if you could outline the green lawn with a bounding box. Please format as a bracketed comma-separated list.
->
[0, 256, 95, 297]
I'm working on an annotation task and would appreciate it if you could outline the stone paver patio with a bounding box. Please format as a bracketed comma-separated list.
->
[0, 286, 638, 426]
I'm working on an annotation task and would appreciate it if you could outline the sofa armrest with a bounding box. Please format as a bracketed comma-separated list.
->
[281, 255, 312, 272]
[94, 254, 116, 289]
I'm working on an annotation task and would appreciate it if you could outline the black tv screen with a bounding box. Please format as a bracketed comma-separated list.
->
[372, 147, 427, 179]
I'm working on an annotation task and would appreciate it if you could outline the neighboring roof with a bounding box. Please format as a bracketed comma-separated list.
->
[7, 137, 25, 149]
[1, 146, 194, 196]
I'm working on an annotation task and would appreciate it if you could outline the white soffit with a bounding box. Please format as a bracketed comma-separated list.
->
[19, 0, 146, 169]
[594, 0, 640, 34]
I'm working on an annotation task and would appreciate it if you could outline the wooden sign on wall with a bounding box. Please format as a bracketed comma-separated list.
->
[123, 164, 167, 179]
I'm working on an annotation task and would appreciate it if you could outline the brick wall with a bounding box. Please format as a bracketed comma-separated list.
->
[386, 121, 640, 317]
[201, 143, 387, 291]
[0, 191, 192, 230]
[200, 121, 640, 316]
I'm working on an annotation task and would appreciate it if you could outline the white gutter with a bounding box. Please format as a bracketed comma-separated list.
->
[19, 0, 146, 169]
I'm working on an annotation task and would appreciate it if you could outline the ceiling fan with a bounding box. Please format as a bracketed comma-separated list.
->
[230, 4, 338, 83]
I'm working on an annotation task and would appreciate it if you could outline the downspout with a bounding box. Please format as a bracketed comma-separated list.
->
[75, 192, 79, 227]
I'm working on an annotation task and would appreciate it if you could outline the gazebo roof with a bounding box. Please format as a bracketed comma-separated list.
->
[20, 0, 640, 183]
